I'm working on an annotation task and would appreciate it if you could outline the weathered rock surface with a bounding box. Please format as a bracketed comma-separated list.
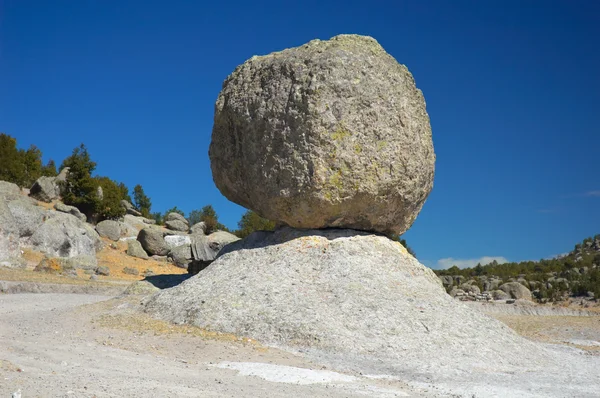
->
[29, 212, 101, 264]
[96, 220, 122, 241]
[145, 228, 541, 367]
[7, 199, 45, 237]
[491, 290, 511, 300]
[126, 239, 149, 259]
[164, 235, 192, 248]
[209, 34, 435, 235]
[168, 244, 193, 268]
[0, 181, 22, 201]
[137, 227, 169, 256]
[54, 202, 86, 222]
[499, 282, 533, 301]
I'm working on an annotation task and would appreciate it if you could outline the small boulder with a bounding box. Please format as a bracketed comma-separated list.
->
[499, 282, 533, 301]
[137, 227, 169, 256]
[164, 212, 188, 224]
[165, 219, 189, 232]
[96, 220, 122, 241]
[127, 240, 149, 259]
[120, 200, 142, 216]
[188, 231, 240, 275]
[439, 275, 453, 286]
[123, 267, 139, 276]
[96, 265, 110, 276]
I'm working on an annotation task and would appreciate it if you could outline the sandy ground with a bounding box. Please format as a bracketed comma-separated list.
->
[0, 293, 424, 398]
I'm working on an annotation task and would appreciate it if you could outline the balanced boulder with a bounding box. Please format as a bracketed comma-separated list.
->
[164, 212, 189, 232]
[209, 34, 435, 235]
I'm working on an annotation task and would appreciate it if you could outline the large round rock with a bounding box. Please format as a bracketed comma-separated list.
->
[209, 34, 435, 235]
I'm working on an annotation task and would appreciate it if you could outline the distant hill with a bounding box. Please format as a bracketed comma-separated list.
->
[435, 235, 600, 301]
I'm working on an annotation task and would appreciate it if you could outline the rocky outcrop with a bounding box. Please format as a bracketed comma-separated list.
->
[145, 228, 540, 367]
[499, 282, 533, 301]
[29, 211, 101, 266]
[96, 220, 122, 241]
[209, 35, 435, 236]
[29, 168, 69, 203]
[54, 202, 86, 222]
[164, 235, 191, 248]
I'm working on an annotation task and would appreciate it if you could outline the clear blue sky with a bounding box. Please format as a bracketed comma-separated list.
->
[1, 1, 598, 269]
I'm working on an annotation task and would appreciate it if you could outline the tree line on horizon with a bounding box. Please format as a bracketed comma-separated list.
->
[0, 133, 275, 237]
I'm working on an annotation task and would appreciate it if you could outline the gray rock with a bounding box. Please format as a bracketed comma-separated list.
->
[90, 274, 98, 281]
[7, 199, 45, 237]
[61, 255, 98, 270]
[517, 278, 529, 288]
[191, 231, 240, 262]
[137, 227, 169, 256]
[165, 219, 189, 232]
[483, 279, 501, 292]
[54, 202, 86, 222]
[142, 218, 156, 225]
[96, 186, 103, 201]
[168, 244, 193, 268]
[96, 220, 122, 241]
[491, 290, 511, 300]
[96, 265, 110, 276]
[453, 276, 465, 285]
[29, 176, 62, 202]
[189, 222, 206, 235]
[145, 228, 538, 367]
[126, 240, 149, 259]
[164, 234, 192, 248]
[164, 212, 189, 224]
[209, 34, 435, 236]
[30, 211, 101, 263]
[499, 282, 533, 301]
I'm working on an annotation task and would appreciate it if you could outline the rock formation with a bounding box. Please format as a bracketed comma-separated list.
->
[210, 34, 435, 235]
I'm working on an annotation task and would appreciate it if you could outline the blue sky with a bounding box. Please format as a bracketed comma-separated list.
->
[1, 1, 598, 269]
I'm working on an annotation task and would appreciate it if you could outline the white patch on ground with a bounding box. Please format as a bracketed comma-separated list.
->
[214, 362, 357, 385]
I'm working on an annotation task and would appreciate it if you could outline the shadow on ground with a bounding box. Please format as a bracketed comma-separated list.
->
[143, 274, 192, 289]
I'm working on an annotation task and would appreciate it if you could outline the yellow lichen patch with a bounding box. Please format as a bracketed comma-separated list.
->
[376, 140, 387, 150]
[330, 123, 352, 141]
[94, 312, 263, 347]
[353, 143, 362, 154]
[34, 257, 63, 273]
[21, 248, 45, 267]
